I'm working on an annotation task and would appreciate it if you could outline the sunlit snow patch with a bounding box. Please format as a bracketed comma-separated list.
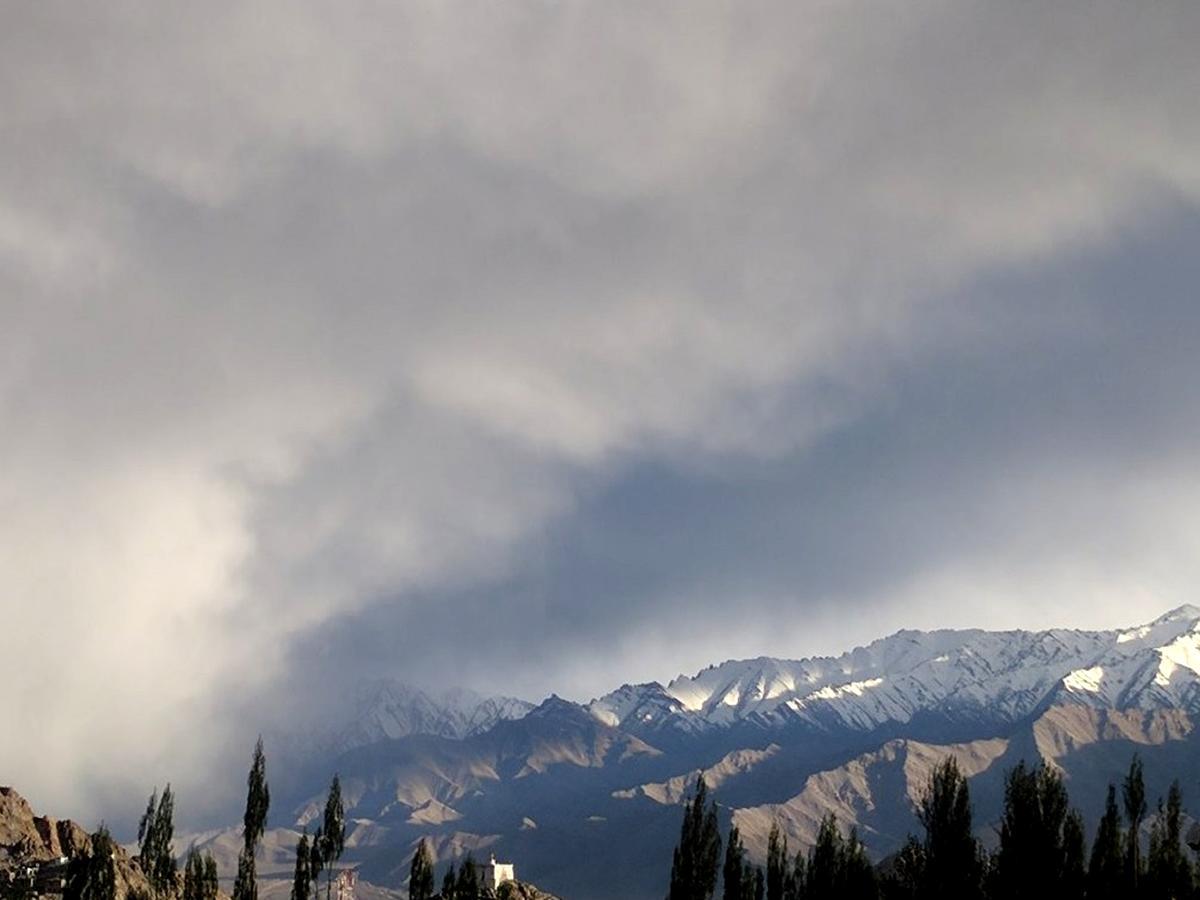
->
[1118, 626, 1151, 644]
[1062, 666, 1104, 693]
[1154, 630, 1200, 686]
[806, 677, 884, 701]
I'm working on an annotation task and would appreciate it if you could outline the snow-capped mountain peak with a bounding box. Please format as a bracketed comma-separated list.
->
[589, 606, 1200, 738]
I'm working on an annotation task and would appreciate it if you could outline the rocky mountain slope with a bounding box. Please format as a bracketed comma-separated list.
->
[211, 606, 1200, 900]
[0, 787, 152, 900]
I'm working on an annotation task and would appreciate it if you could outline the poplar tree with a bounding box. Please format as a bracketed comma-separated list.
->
[994, 761, 1077, 897]
[184, 847, 219, 900]
[234, 738, 271, 900]
[441, 864, 457, 900]
[290, 832, 311, 900]
[320, 776, 346, 900]
[1061, 809, 1087, 900]
[1088, 784, 1124, 900]
[409, 840, 435, 900]
[722, 825, 746, 900]
[457, 856, 480, 898]
[309, 827, 325, 900]
[666, 776, 722, 900]
[136, 785, 177, 896]
[137, 790, 159, 863]
[75, 825, 117, 900]
[1123, 755, 1147, 894]
[916, 757, 982, 899]
[244, 738, 271, 849]
[1146, 780, 1192, 900]
[766, 824, 787, 900]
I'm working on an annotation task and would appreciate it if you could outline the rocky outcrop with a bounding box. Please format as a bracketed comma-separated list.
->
[0, 786, 153, 900]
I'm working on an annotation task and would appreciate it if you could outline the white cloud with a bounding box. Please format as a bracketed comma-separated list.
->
[2, 0, 1199, 822]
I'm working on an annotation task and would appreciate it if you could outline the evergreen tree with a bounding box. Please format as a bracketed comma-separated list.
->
[766, 824, 787, 900]
[916, 757, 982, 899]
[787, 848, 805, 900]
[72, 825, 117, 900]
[409, 840, 435, 900]
[235, 738, 271, 900]
[1123, 754, 1148, 894]
[309, 828, 325, 900]
[320, 776, 346, 900]
[841, 828, 878, 900]
[1088, 784, 1124, 900]
[881, 835, 925, 900]
[136, 785, 177, 896]
[441, 864, 457, 900]
[457, 855, 480, 898]
[1061, 809, 1087, 900]
[666, 776, 722, 900]
[290, 832, 311, 900]
[1146, 781, 1192, 900]
[805, 815, 841, 899]
[184, 847, 220, 900]
[993, 761, 1076, 897]
[244, 738, 271, 851]
[137, 790, 159, 863]
[722, 825, 746, 900]
[151, 785, 177, 895]
[233, 849, 257, 900]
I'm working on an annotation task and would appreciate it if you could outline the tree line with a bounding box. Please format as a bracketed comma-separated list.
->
[68, 738, 348, 900]
[667, 754, 1200, 900]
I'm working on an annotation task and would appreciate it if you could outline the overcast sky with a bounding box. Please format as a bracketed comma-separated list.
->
[5, 1, 1200, 826]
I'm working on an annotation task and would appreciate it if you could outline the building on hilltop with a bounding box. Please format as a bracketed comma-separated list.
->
[481, 854, 515, 892]
[334, 867, 358, 900]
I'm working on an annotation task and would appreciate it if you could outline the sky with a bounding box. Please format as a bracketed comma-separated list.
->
[4, 1, 1200, 826]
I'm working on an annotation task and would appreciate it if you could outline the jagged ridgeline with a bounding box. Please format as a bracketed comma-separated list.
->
[10, 607, 1200, 900]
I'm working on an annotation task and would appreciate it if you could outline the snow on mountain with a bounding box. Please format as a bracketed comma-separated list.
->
[333, 680, 535, 749]
[275, 680, 535, 771]
[590, 605, 1200, 737]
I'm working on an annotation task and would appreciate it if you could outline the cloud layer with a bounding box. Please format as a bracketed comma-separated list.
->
[3, 1, 1200, 825]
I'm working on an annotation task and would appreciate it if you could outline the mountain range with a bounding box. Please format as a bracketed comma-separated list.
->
[193, 605, 1200, 900]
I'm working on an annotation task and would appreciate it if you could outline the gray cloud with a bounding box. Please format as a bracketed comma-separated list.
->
[3, 1, 1200, 826]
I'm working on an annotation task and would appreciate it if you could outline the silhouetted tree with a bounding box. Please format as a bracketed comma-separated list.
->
[320, 776, 346, 900]
[1088, 784, 1124, 900]
[441, 863, 457, 900]
[722, 825, 747, 900]
[1146, 780, 1192, 900]
[308, 827, 324, 900]
[993, 761, 1079, 897]
[766, 824, 787, 900]
[881, 835, 924, 900]
[457, 855, 480, 898]
[916, 757, 982, 899]
[290, 832, 311, 900]
[184, 846, 219, 900]
[1123, 755, 1148, 894]
[234, 738, 270, 900]
[1061, 809, 1087, 900]
[70, 825, 117, 900]
[666, 776, 722, 900]
[244, 738, 270, 849]
[409, 839, 435, 900]
[233, 848, 257, 900]
[136, 785, 177, 896]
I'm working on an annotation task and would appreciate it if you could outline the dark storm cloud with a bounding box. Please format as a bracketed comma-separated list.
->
[291, 203, 1200, 704]
[3, 0, 1200, 824]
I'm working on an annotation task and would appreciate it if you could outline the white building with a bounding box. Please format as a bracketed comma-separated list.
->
[481, 854, 515, 892]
